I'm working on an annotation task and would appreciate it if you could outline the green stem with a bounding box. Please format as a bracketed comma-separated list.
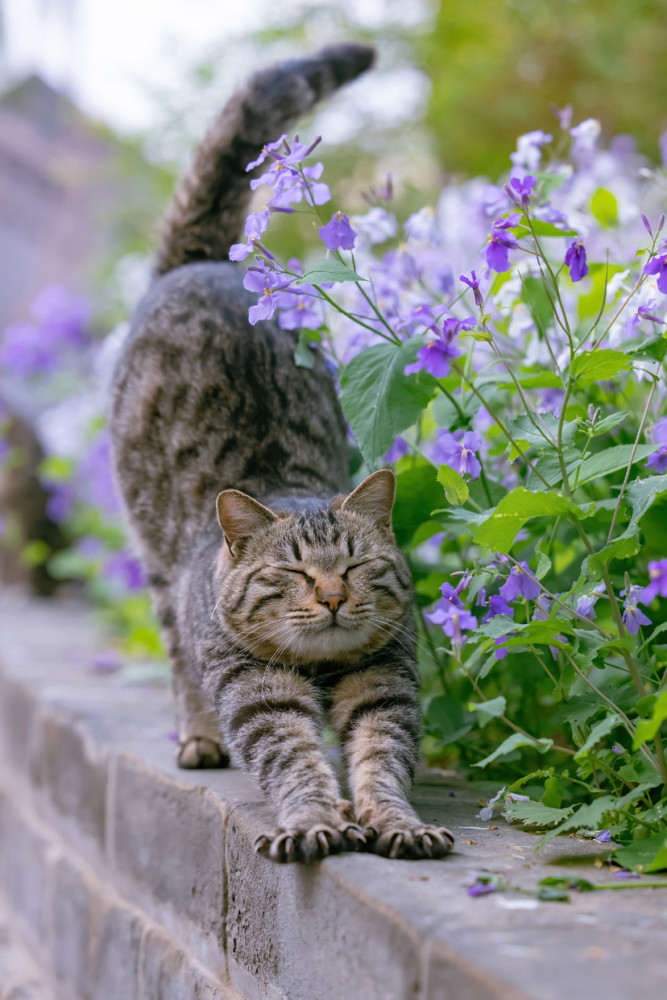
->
[451, 363, 552, 488]
[607, 374, 658, 543]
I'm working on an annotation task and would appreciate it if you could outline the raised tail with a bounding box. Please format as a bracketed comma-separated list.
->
[154, 43, 375, 276]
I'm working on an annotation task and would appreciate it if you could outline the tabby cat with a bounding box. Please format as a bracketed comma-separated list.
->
[109, 43, 454, 862]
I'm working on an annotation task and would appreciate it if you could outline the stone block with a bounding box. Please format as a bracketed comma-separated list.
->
[29, 702, 107, 860]
[0, 789, 51, 949]
[140, 927, 233, 1000]
[90, 902, 143, 1000]
[50, 855, 94, 999]
[0, 673, 39, 780]
[225, 803, 423, 1000]
[110, 752, 226, 951]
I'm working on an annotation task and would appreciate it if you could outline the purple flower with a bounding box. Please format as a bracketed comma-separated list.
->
[460, 271, 484, 310]
[103, 550, 146, 591]
[565, 240, 589, 282]
[404, 316, 473, 379]
[510, 130, 552, 171]
[90, 648, 123, 675]
[435, 430, 483, 480]
[398, 304, 439, 336]
[622, 595, 651, 635]
[611, 744, 624, 755]
[643, 242, 667, 293]
[499, 562, 541, 601]
[482, 595, 514, 623]
[575, 594, 597, 620]
[476, 588, 487, 607]
[641, 559, 667, 603]
[614, 870, 641, 879]
[383, 437, 409, 463]
[595, 829, 611, 844]
[484, 216, 520, 274]
[467, 880, 497, 897]
[647, 446, 667, 473]
[245, 134, 288, 171]
[428, 604, 477, 647]
[319, 212, 357, 251]
[507, 174, 537, 209]
[301, 163, 331, 206]
[243, 264, 291, 325]
[229, 210, 270, 262]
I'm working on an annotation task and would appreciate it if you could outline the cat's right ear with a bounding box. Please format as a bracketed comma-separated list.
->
[216, 490, 278, 556]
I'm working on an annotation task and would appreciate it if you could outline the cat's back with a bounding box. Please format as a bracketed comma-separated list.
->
[110, 262, 349, 569]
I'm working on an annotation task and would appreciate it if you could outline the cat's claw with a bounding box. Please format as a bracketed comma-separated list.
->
[366, 823, 455, 860]
[253, 822, 366, 863]
[177, 736, 230, 770]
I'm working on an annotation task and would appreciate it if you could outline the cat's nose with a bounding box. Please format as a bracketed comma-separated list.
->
[318, 592, 346, 613]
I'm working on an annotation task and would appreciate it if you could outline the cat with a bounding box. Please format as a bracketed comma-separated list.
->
[109, 44, 454, 863]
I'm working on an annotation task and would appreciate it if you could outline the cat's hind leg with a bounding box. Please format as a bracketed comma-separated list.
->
[150, 571, 230, 768]
[331, 666, 455, 860]
[215, 665, 365, 862]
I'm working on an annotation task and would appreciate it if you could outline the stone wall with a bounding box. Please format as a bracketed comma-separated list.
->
[0, 592, 665, 1000]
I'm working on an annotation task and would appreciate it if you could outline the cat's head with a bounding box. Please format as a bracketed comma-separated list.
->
[214, 470, 412, 664]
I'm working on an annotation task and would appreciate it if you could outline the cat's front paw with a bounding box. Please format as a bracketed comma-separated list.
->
[253, 821, 366, 863]
[365, 821, 455, 860]
[177, 736, 230, 769]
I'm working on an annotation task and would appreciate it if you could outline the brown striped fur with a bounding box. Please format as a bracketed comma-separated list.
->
[109, 45, 454, 862]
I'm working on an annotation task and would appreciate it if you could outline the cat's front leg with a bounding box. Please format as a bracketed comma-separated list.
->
[216, 666, 365, 862]
[332, 667, 455, 860]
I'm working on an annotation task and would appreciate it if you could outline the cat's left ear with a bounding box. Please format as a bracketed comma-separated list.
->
[216, 490, 278, 555]
[340, 469, 396, 530]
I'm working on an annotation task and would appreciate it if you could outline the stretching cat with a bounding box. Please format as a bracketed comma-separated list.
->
[109, 43, 454, 862]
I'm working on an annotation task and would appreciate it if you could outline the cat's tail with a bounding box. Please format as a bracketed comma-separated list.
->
[154, 43, 375, 276]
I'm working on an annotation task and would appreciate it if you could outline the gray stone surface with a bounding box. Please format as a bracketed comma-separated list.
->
[1, 590, 667, 1000]
[0, 906, 56, 1000]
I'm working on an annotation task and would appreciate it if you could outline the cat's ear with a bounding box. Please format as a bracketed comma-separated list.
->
[216, 490, 278, 553]
[340, 469, 396, 529]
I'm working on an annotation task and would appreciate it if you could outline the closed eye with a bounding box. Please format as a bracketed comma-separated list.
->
[270, 565, 315, 585]
[342, 560, 373, 580]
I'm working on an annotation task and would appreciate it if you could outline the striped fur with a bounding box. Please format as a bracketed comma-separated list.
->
[109, 45, 454, 862]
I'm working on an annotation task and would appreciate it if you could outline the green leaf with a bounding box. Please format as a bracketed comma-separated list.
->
[626, 472, 667, 525]
[573, 444, 655, 487]
[506, 413, 576, 448]
[589, 187, 618, 228]
[543, 776, 564, 808]
[474, 733, 554, 768]
[534, 542, 552, 580]
[539, 785, 651, 847]
[436, 464, 469, 505]
[425, 696, 472, 745]
[340, 342, 436, 464]
[293, 328, 322, 369]
[584, 526, 641, 577]
[469, 695, 506, 727]
[300, 259, 366, 284]
[473, 487, 584, 553]
[613, 832, 667, 873]
[574, 714, 621, 760]
[520, 275, 556, 334]
[476, 614, 522, 639]
[632, 689, 667, 749]
[505, 799, 575, 827]
[393, 462, 443, 548]
[592, 411, 628, 435]
[522, 219, 579, 238]
[570, 348, 629, 385]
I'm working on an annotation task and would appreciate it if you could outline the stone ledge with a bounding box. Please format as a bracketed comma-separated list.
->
[1, 591, 667, 1000]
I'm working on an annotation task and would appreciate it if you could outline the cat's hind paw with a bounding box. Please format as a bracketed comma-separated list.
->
[253, 821, 366, 863]
[177, 736, 230, 770]
[367, 823, 455, 860]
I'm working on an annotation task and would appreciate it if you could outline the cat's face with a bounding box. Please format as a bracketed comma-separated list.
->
[215, 471, 412, 664]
